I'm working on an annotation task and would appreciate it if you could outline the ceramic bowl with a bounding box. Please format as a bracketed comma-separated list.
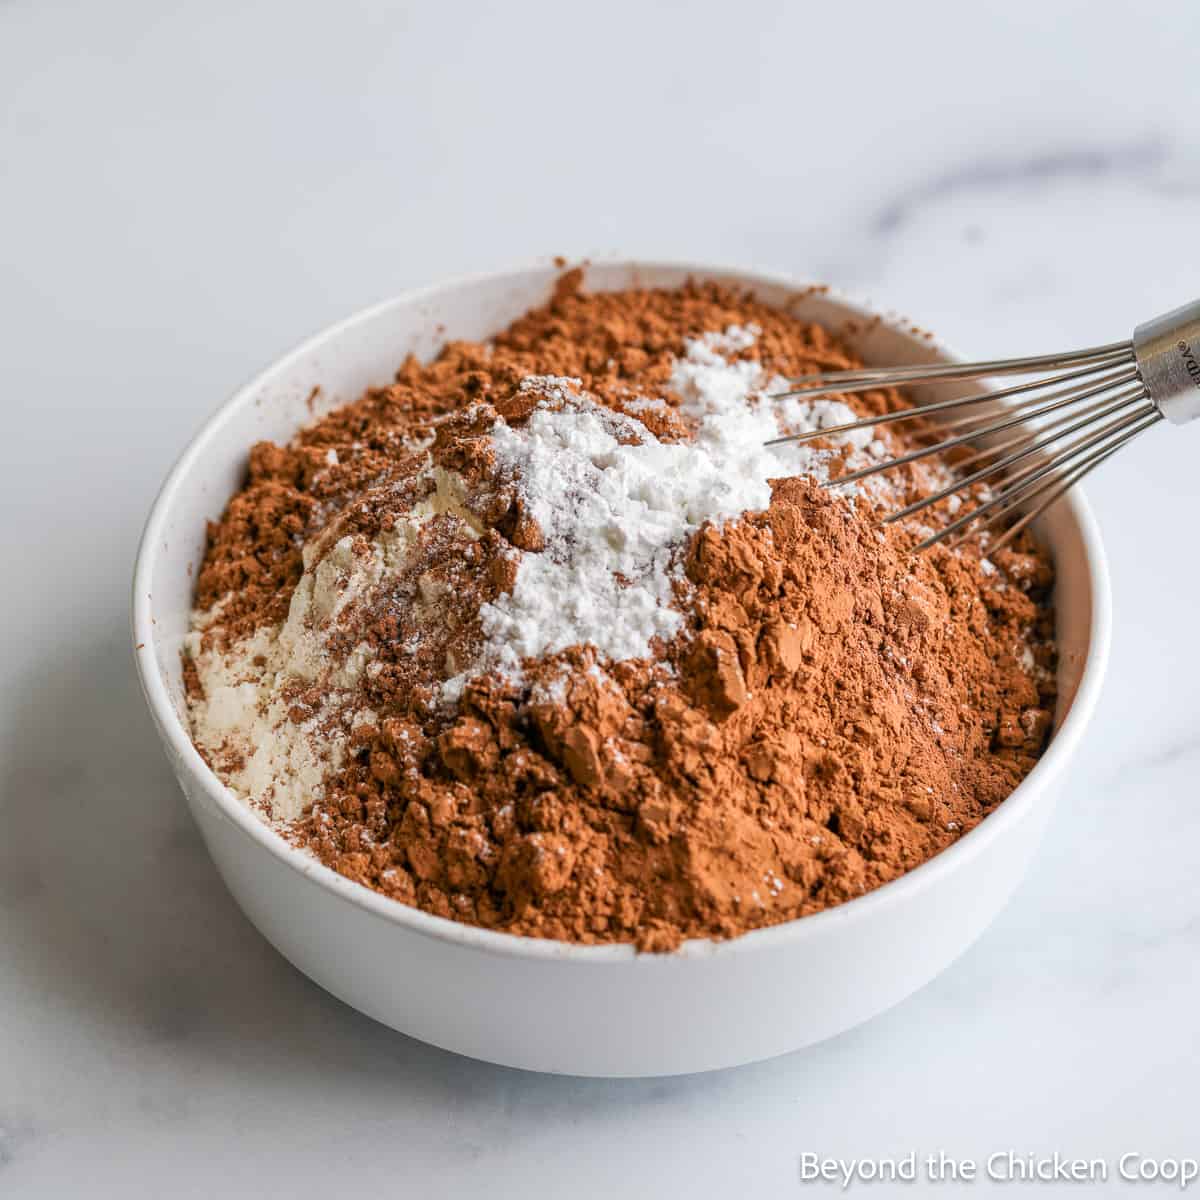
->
[132, 260, 1110, 1076]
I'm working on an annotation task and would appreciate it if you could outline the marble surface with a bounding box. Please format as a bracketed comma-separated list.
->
[3, 2, 1199, 1195]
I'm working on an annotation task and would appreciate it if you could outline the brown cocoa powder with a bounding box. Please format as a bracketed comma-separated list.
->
[189, 272, 1056, 951]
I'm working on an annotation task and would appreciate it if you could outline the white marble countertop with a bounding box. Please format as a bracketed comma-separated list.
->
[3, 2, 1199, 1195]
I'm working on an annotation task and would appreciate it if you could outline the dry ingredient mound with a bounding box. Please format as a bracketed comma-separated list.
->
[185, 271, 1056, 952]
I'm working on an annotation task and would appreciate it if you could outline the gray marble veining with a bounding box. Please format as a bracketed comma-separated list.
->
[870, 138, 1172, 236]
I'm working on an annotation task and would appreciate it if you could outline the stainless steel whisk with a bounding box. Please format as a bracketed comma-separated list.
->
[768, 299, 1200, 552]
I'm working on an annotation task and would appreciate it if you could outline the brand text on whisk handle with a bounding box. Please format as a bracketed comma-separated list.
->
[1176, 340, 1200, 391]
[798, 1151, 1199, 1189]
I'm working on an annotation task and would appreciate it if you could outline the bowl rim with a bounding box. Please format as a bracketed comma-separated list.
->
[132, 257, 1112, 964]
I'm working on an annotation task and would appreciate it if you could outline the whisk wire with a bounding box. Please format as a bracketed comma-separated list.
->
[948, 389, 1138, 470]
[912, 403, 1159, 551]
[767, 297, 1200, 552]
[776, 340, 1133, 401]
[824, 369, 1141, 489]
[981, 417, 1159, 555]
[766, 359, 1137, 447]
[878, 385, 1149, 525]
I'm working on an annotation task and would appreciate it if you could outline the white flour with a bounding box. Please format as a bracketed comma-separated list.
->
[186, 469, 477, 820]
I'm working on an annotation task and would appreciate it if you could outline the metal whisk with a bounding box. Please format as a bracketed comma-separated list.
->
[768, 299, 1200, 552]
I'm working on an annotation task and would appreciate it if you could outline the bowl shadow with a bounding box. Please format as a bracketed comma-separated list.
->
[0, 618, 757, 1125]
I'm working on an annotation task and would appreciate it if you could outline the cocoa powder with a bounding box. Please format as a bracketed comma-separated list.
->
[188, 272, 1056, 951]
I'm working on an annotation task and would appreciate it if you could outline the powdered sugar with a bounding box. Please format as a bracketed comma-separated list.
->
[443, 326, 890, 697]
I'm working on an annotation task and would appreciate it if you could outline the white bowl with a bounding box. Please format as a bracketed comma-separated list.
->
[132, 261, 1111, 1077]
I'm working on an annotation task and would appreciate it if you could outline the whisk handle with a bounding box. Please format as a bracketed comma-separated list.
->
[1134, 299, 1200, 426]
